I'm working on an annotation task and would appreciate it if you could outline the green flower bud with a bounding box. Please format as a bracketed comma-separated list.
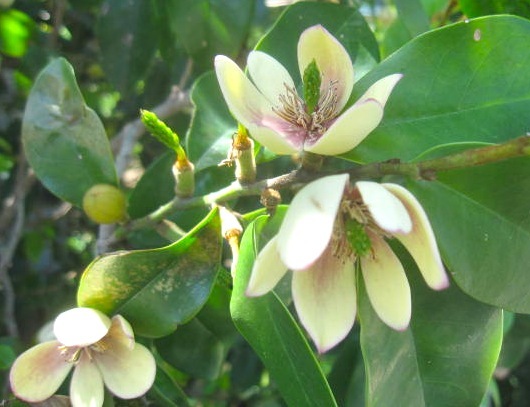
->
[82, 184, 127, 224]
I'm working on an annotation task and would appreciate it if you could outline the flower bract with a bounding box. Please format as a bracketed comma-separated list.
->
[10, 307, 156, 407]
[215, 24, 402, 156]
[247, 174, 449, 352]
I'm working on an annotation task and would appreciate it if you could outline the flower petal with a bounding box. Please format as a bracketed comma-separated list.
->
[305, 99, 383, 155]
[361, 233, 411, 330]
[383, 183, 449, 290]
[356, 73, 403, 107]
[107, 315, 135, 350]
[95, 342, 156, 399]
[297, 25, 354, 112]
[292, 246, 356, 353]
[277, 174, 349, 270]
[246, 123, 300, 154]
[10, 341, 72, 403]
[54, 308, 111, 347]
[70, 352, 104, 407]
[356, 181, 412, 234]
[247, 51, 295, 104]
[246, 236, 289, 296]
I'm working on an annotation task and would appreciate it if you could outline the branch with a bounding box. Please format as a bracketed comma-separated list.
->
[119, 134, 530, 234]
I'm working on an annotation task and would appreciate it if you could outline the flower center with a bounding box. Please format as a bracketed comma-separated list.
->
[273, 81, 339, 144]
[58, 338, 109, 364]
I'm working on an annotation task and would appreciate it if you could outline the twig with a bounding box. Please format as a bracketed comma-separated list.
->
[0, 153, 35, 338]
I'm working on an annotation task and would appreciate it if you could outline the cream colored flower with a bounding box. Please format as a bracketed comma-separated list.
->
[10, 307, 156, 407]
[215, 25, 402, 155]
[247, 174, 449, 352]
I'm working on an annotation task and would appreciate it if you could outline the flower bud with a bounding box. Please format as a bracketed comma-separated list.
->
[82, 184, 127, 224]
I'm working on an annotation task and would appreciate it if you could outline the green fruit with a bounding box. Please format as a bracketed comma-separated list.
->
[82, 184, 127, 224]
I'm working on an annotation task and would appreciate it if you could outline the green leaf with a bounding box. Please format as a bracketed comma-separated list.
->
[166, 0, 254, 71]
[96, 0, 158, 93]
[358, 252, 503, 407]
[22, 58, 117, 206]
[0, 343, 16, 369]
[460, 0, 530, 19]
[256, 2, 380, 81]
[345, 15, 530, 162]
[186, 71, 235, 172]
[231, 214, 338, 407]
[395, 0, 430, 37]
[149, 367, 191, 407]
[77, 208, 222, 337]
[498, 314, 530, 371]
[406, 156, 530, 312]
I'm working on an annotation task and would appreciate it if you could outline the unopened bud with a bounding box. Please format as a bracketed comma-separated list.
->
[82, 184, 127, 224]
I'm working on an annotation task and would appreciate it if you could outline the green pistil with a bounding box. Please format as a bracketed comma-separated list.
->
[345, 218, 372, 257]
[303, 59, 321, 114]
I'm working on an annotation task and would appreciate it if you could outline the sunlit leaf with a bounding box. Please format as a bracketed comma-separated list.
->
[77, 208, 222, 337]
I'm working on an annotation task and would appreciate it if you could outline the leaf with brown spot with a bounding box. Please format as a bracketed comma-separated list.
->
[77, 208, 222, 338]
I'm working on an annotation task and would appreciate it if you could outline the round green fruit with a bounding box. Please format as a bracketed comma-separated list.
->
[82, 184, 127, 224]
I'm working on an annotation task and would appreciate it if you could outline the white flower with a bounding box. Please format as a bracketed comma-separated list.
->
[247, 174, 449, 353]
[10, 307, 156, 407]
[215, 25, 402, 155]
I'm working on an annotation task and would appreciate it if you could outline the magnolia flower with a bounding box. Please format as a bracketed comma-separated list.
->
[215, 24, 402, 156]
[10, 307, 156, 406]
[247, 174, 449, 353]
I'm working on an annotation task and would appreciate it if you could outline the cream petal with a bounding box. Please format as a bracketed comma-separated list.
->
[305, 99, 383, 155]
[247, 51, 296, 104]
[246, 236, 289, 297]
[95, 342, 156, 399]
[292, 246, 356, 353]
[297, 25, 354, 112]
[54, 308, 111, 347]
[10, 341, 72, 403]
[107, 315, 135, 350]
[383, 183, 449, 290]
[356, 181, 412, 234]
[361, 233, 411, 330]
[214, 55, 272, 125]
[70, 353, 104, 407]
[356, 73, 403, 107]
[277, 174, 349, 270]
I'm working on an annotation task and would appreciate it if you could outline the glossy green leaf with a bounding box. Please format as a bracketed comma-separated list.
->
[346, 15, 530, 163]
[96, 0, 158, 93]
[257, 2, 380, 80]
[167, 0, 254, 71]
[231, 214, 338, 407]
[0, 343, 16, 369]
[22, 58, 117, 206]
[358, 252, 503, 407]
[395, 0, 430, 37]
[406, 156, 530, 312]
[77, 208, 222, 337]
[149, 367, 191, 407]
[498, 314, 530, 371]
[460, 0, 530, 19]
[186, 71, 235, 172]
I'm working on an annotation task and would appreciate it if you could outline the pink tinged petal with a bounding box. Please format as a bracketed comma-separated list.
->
[297, 25, 354, 112]
[247, 51, 296, 104]
[10, 341, 72, 403]
[277, 174, 349, 270]
[292, 246, 356, 353]
[246, 123, 300, 154]
[54, 308, 111, 347]
[356, 73, 403, 107]
[95, 342, 156, 399]
[383, 183, 449, 290]
[356, 181, 412, 234]
[70, 352, 104, 407]
[361, 233, 411, 330]
[246, 236, 289, 297]
[305, 99, 383, 155]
